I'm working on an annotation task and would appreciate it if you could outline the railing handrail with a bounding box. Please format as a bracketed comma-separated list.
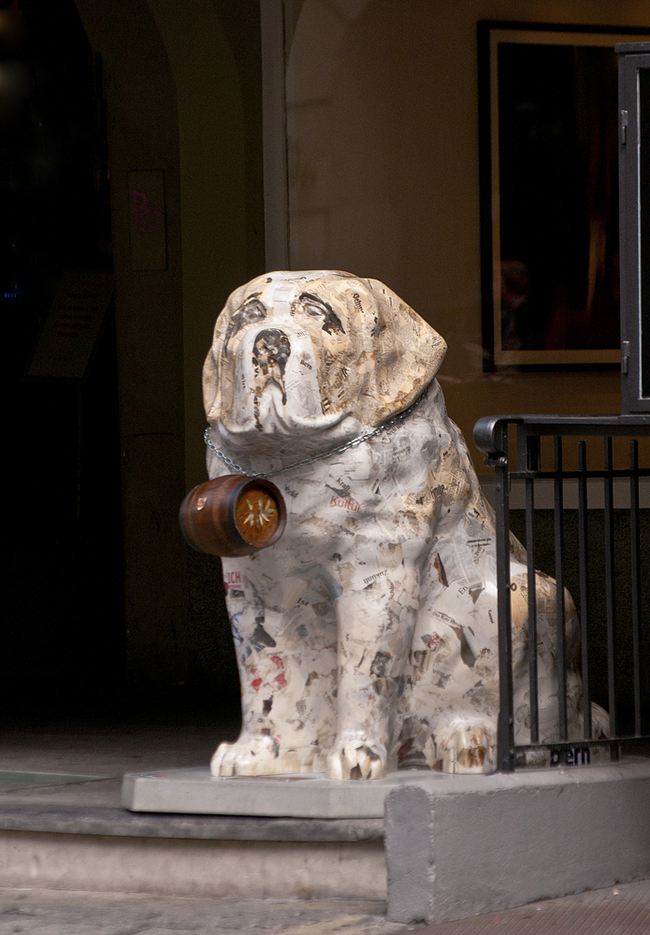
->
[474, 413, 650, 464]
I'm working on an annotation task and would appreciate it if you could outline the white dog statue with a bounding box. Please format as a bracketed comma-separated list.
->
[201, 270, 593, 779]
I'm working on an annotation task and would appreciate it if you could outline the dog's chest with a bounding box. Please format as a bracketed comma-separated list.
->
[221, 438, 441, 613]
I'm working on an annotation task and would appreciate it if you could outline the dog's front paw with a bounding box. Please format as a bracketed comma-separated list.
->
[326, 733, 387, 780]
[211, 735, 269, 776]
[211, 735, 325, 777]
[437, 724, 496, 774]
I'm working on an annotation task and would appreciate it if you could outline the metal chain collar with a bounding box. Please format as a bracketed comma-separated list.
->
[203, 391, 426, 480]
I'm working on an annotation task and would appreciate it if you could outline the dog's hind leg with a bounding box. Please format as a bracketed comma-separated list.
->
[399, 609, 500, 773]
[399, 543, 512, 774]
[511, 571, 587, 750]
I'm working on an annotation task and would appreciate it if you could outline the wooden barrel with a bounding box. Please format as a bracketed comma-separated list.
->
[179, 475, 286, 557]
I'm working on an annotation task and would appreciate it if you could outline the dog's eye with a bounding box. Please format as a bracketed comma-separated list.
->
[223, 297, 267, 353]
[299, 293, 328, 318]
[303, 300, 325, 319]
[297, 292, 345, 336]
[235, 298, 267, 327]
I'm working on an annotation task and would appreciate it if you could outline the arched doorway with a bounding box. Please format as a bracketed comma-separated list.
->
[2, 0, 122, 715]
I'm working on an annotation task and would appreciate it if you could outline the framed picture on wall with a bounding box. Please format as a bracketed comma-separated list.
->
[478, 22, 650, 369]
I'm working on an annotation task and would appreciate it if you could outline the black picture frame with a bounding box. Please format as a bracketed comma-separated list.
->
[478, 22, 650, 370]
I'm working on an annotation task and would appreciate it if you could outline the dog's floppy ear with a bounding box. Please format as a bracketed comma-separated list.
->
[202, 280, 251, 423]
[356, 278, 446, 422]
[202, 344, 220, 423]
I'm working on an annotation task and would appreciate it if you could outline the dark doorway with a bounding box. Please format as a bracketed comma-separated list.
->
[2, 0, 123, 716]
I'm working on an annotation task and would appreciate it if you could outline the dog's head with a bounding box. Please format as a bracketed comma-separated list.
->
[203, 271, 446, 444]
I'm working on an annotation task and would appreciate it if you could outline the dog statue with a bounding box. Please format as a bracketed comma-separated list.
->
[200, 270, 594, 779]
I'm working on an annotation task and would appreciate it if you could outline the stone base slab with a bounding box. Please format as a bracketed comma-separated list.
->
[123, 767, 455, 818]
[122, 759, 650, 923]
[122, 759, 650, 820]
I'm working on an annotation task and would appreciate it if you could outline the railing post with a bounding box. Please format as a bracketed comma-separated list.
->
[629, 439, 642, 736]
[553, 436, 568, 741]
[603, 437, 617, 738]
[523, 435, 539, 745]
[489, 420, 515, 772]
[577, 441, 592, 739]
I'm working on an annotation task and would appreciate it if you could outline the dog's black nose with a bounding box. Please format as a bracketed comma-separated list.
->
[252, 329, 291, 369]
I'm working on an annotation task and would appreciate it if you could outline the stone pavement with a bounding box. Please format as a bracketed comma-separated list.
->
[0, 879, 648, 934]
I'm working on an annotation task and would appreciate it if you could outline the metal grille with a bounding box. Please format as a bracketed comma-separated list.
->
[473, 414, 650, 772]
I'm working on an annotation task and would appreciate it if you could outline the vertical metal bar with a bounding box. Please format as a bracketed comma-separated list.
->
[494, 423, 515, 772]
[629, 440, 642, 735]
[553, 436, 567, 740]
[525, 457, 539, 746]
[577, 441, 592, 739]
[603, 437, 616, 737]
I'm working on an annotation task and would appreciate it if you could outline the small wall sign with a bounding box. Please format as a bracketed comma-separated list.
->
[27, 272, 114, 382]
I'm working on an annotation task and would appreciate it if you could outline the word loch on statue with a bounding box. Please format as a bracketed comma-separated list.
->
[181, 270, 606, 780]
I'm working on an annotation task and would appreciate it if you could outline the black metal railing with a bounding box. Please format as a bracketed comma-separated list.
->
[473, 414, 650, 772]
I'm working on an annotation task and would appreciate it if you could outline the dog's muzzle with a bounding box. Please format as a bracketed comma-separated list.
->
[252, 329, 291, 406]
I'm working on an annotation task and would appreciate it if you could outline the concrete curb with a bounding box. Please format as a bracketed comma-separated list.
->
[384, 758, 650, 924]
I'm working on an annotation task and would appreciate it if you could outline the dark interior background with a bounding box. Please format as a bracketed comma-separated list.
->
[0, 1, 646, 750]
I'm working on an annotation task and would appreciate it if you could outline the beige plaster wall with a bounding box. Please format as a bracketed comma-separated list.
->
[145, 0, 249, 490]
[287, 0, 650, 472]
[75, 0, 264, 691]
[146, 0, 266, 490]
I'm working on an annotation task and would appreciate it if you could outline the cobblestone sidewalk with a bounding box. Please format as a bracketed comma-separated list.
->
[0, 879, 648, 934]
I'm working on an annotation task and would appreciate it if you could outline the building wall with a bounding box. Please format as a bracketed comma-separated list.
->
[68, 0, 649, 699]
[73, 0, 264, 699]
[74, 0, 189, 690]
[145, 0, 266, 491]
[286, 0, 650, 472]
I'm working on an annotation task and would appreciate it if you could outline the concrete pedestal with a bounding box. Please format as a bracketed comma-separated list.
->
[385, 758, 650, 924]
[122, 759, 650, 924]
[122, 766, 462, 819]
